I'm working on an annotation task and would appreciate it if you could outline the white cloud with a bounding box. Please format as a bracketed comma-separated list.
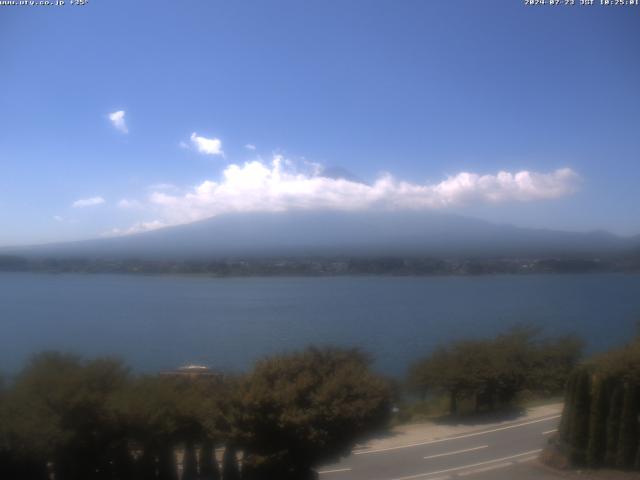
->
[105, 220, 166, 237]
[117, 198, 142, 209]
[141, 156, 580, 227]
[108, 110, 128, 134]
[53, 215, 64, 222]
[245, 144, 256, 151]
[190, 132, 223, 156]
[72, 196, 105, 208]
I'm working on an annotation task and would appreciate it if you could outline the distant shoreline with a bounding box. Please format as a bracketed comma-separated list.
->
[1, 254, 639, 277]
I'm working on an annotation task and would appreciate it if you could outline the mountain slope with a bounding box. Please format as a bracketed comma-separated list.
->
[5, 211, 637, 260]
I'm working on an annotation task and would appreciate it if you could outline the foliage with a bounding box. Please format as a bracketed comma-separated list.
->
[0, 346, 391, 480]
[558, 337, 640, 471]
[568, 368, 590, 464]
[616, 383, 638, 468]
[586, 375, 609, 467]
[231, 346, 392, 478]
[408, 327, 583, 415]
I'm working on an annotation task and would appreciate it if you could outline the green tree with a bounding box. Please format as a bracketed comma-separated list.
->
[5, 352, 130, 480]
[409, 327, 583, 417]
[408, 342, 484, 414]
[231, 347, 391, 479]
[586, 375, 609, 467]
[110, 376, 183, 480]
[568, 368, 591, 465]
[616, 383, 638, 468]
[605, 384, 624, 466]
[558, 371, 577, 444]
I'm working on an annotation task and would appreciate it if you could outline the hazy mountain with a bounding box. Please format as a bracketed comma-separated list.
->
[5, 211, 638, 260]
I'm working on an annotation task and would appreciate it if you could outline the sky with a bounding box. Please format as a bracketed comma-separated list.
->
[1, 0, 639, 246]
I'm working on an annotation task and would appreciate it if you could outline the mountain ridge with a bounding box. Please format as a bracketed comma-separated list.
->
[3, 210, 638, 260]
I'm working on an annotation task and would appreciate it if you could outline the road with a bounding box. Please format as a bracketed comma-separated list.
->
[317, 413, 561, 480]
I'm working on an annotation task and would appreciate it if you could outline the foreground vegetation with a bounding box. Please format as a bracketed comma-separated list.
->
[0, 347, 391, 480]
[408, 327, 582, 416]
[550, 336, 640, 471]
[0, 329, 584, 479]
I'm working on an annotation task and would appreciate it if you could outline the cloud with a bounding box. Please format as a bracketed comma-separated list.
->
[117, 198, 142, 209]
[245, 144, 256, 151]
[141, 156, 580, 227]
[190, 132, 223, 156]
[53, 215, 64, 222]
[108, 110, 128, 134]
[72, 196, 105, 208]
[105, 220, 166, 237]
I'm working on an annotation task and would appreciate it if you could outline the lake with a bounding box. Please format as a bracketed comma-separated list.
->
[1, 273, 639, 377]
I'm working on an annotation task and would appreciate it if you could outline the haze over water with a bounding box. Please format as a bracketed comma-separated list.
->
[2, 272, 639, 377]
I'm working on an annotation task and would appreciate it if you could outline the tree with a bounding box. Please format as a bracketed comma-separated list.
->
[605, 385, 624, 466]
[5, 352, 130, 480]
[408, 342, 485, 414]
[616, 383, 638, 468]
[556, 336, 640, 471]
[409, 328, 583, 416]
[110, 376, 184, 480]
[231, 347, 391, 479]
[586, 375, 609, 467]
[568, 368, 591, 465]
[558, 370, 576, 444]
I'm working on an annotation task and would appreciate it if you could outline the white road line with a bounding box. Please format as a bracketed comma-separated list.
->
[457, 461, 512, 476]
[387, 449, 542, 480]
[542, 429, 557, 435]
[355, 415, 560, 455]
[423, 445, 488, 460]
[516, 455, 539, 463]
[318, 467, 352, 474]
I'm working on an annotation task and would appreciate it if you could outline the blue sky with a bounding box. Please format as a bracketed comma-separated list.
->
[1, 0, 639, 246]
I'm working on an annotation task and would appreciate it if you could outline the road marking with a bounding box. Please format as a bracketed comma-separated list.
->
[516, 455, 539, 463]
[355, 415, 560, 455]
[387, 449, 542, 480]
[542, 429, 557, 435]
[457, 461, 511, 476]
[318, 467, 352, 474]
[423, 445, 488, 460]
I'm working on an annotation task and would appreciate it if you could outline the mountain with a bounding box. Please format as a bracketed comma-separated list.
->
[4, 211, 638, 260]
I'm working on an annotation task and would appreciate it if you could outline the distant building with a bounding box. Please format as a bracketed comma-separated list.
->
[160, 364, 223, 380]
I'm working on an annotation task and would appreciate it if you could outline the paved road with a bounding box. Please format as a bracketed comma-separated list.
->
[317, 414, 561, 480]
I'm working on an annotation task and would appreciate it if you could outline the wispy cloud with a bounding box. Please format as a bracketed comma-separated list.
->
[108, 110, 128, 134]
[190, 132, 223, 156]
[105, 220, 166, 237]
[245, 144, 256, 151]
[139, 156, 580, 227]
[117, 199, 142, 209]
[72, 196, 105, 208]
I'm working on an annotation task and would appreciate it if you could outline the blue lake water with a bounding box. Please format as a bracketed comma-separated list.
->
[1, 273, 639, 377]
